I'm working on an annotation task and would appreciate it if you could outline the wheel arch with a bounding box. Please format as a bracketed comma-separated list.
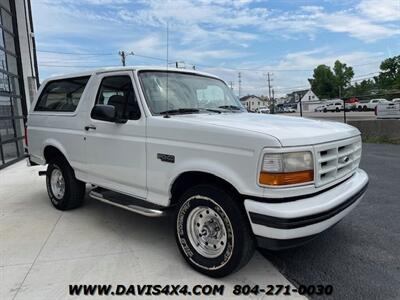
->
[43, 143, 69, 164]
[169, 171, 242, 207]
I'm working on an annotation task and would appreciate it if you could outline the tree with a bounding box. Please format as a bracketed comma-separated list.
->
[375, 55, 400, 90]
[333, 60, 354, 97]
[345, 79, 376, 98]
[309, 60, 354, 99]
[308, 65, 336, 99]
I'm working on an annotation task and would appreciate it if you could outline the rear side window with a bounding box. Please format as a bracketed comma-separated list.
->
[35, 76, 90, 112]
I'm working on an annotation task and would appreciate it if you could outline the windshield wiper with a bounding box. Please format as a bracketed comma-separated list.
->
[218, 105, 242, 111]
[159, 108, 222, 115]
[201, 108, 221, 114]
[159, 108, 200, 115]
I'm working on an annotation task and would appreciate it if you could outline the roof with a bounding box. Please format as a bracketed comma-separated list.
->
[240, 95, 262, 101]
[42, 66, 223, 83]
[287, 89, 310, 96]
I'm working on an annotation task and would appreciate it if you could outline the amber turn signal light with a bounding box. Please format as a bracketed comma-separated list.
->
[259, 170, 314, 186]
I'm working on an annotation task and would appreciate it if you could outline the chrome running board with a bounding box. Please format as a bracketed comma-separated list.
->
[89, 188, 166, 217]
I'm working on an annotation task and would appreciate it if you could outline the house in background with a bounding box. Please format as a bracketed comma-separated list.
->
[287, 89, 322, 112]
[287, 89, 319, 103]
[240, 95, 269, 111]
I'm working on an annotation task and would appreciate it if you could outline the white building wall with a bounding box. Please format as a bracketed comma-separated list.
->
[15, 0, 37, 110]
[300, 90, 319, 102]
[242, 97, 268, 111]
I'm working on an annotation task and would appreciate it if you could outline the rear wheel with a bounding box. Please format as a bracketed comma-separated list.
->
[174, 185, 255, 277]
[46, 157, 85, 210]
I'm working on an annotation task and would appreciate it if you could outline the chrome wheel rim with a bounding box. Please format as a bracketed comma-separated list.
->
[187, 206, 227, 258]
[50, 168, 65, 200]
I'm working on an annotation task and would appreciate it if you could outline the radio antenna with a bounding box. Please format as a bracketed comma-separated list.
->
[164, 14, 170, 118]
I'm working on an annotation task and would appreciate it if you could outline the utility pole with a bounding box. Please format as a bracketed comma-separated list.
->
[229, 81, 234, 91]
[238, 72, 242, 98]
[338, 85, 347, 123]
[299, 93, 303, 117]
[118, 51, 134, 66]
[265, 72, 273, 113]
[272, 88, 275, 114]
[267, 73, 272, 99]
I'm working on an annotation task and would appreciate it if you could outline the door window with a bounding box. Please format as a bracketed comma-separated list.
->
[95, 76, 140, 120]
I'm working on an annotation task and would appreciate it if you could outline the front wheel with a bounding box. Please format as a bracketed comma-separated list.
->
[175, 185, 255, 277]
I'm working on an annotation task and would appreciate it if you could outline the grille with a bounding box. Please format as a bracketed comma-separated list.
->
[314, 137, 362, 187]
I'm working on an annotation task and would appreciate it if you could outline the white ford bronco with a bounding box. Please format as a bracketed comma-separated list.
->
[27, 67, 369, 277]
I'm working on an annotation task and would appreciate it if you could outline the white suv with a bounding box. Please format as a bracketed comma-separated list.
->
[27, 67, 369, 277]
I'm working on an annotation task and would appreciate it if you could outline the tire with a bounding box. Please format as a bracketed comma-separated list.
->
[335, 107, 340, 112]
[363, 106, 368, 111]
[174, 184, 255, 277]
[46, 157, 86, 210]
[323, 108, 327, 113]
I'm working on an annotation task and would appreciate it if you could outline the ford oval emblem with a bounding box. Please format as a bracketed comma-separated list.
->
[340, 156, 350, 163]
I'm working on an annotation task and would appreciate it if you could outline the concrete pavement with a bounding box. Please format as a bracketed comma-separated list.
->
[0, 161, 304, 300]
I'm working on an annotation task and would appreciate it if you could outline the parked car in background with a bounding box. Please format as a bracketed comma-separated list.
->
[314, 105, 326, 112]
[256, 106, 270, 114]
[284, 107, 296, 113]
[392, 98, 400, 104]
[26, 67, 369, 277]
[345, 97, 359, 111]
[358, 99, 391, 111]
[375, 102, 400, 119]
[324, 101, 343, 112]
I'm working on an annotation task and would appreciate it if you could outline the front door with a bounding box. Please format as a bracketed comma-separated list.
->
[84, 72, 147, 199]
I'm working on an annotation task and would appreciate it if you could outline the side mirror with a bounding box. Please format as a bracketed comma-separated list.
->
[91, 105, 116, 122]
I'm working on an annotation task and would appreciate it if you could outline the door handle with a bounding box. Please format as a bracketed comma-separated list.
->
[84, 125, 96, 131]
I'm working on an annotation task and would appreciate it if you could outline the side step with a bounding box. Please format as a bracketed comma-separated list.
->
[89, 187, 166, 217]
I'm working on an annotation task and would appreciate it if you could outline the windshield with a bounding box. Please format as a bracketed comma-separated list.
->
[139, 71, 245, 115]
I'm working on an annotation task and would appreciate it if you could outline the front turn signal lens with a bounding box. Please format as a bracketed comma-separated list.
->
[259, 170, 314, 186]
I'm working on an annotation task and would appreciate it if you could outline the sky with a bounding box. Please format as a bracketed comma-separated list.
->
[31, 0, 400, 97]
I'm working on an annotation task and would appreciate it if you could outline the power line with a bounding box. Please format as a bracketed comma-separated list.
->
[37, 50, 114, 56]
[37, 49, 390, 73]
[39, 64, 117, 68]
[275, 72, 382, 92]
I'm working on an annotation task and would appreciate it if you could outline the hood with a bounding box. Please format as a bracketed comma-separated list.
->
[174, 113, 360, 147]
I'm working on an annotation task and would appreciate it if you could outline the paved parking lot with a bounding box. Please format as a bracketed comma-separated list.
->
[0, 161, 302, 300]
[261, 143, 400, 300]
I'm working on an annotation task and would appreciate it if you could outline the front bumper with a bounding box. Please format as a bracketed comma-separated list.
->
[244, 168, 368, 249]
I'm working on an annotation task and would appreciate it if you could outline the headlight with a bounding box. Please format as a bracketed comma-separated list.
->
[259, 151, 314, 186]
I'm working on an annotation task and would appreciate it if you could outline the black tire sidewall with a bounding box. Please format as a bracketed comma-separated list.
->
[46, 159, 73, 210]
[175, 185, 252, 277]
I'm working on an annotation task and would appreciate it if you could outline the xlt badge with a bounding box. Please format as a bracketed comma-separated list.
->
[157, 153, 175, 163]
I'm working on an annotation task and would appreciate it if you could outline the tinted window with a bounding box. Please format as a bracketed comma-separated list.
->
[35, 76, 90, 112]
[95, 76, 140, 120]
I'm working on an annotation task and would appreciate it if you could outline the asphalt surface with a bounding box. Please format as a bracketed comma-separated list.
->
[260, 143, 400, 300]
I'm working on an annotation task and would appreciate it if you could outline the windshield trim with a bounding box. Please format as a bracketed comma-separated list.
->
[137, 70, 245, 116]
